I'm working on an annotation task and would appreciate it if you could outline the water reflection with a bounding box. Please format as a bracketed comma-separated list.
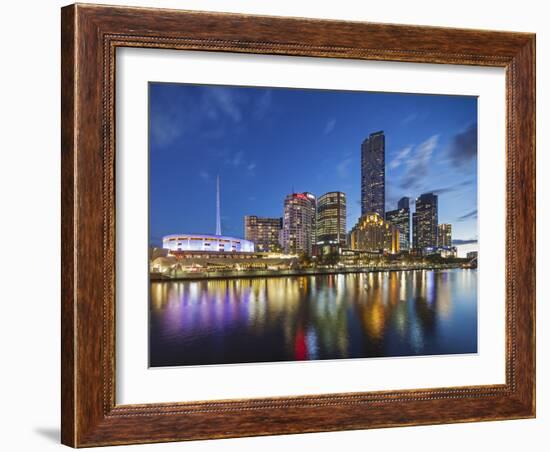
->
[149, 269, 477, 367]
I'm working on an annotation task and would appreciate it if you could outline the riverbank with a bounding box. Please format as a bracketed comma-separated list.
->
[150, 263, 472, 281]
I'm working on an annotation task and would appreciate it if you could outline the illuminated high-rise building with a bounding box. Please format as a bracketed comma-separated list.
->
[361, 131, 385, 217]
[437, 223, 452, 247]
[282, 192, 317, 255]
[316, 191, 347, 246]
[350, 213, 400, 254]
[413, 192, 438, 251]
[398, 196, 410, 210]
[386, 197, 410, 250]
[244, 216, 283, 252]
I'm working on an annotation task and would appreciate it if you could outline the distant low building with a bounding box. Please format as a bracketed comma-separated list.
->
[338, 248, 383, 266]
[423, 245, 457, 258]
[467, 251, 478, 260]
[150, 250, 298, 278]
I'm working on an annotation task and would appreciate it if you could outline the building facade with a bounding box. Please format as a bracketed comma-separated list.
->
[385, 197, 410, 250]
[316, 191, 347, 246]
[437, 223, 452, 247]
[412, 192, 439, 251]
[350, 213, 400, 254]
[398, 196, 410, 210]
[150, 249, 298, 278]
[163, 234, 255, 253]
[282, 192, 317, 255]
[244, 216, 283, 252]
[467, 251, 478, 260]
[361, 131, 385, 217]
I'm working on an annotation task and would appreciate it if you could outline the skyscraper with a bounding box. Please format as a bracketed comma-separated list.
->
[282, 192, 317, 255]
[386, 197, 410, 250]
[413, 193, 438, 251]
[316, 191, 347, 246]
[361, 131, 385, 217]
[398, 196, 410, 211]
[244, 216, 283, 252]
[437, 223, 452, 247]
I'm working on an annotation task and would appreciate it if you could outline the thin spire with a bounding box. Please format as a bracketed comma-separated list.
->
[216, 175, 222, 236]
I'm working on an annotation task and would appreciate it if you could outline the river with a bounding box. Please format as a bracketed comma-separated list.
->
[149, 269, 477, 367]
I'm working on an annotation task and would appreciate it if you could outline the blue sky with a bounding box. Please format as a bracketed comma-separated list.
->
[149, 83, 478, 256]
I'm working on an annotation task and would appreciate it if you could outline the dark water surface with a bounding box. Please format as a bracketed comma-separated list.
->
[149, 269, 477, 367]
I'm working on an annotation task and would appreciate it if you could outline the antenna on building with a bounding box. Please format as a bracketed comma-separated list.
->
[216, 175, 222, 236]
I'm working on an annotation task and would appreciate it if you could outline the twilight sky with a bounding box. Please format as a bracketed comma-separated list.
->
[149, 82, 478, 256]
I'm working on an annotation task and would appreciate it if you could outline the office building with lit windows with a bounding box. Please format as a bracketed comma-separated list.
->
[316, 191, 347, 246]
[385, 197, 411, 250]
[282, 192, 317, 255]
[437, 223, 452, 247]
[350, 213, 400, 254]
[413, 192, 438, 251]
[244, 216, 283, 252]
[361, 131, 385, 217]
[398, 196, 410, 210]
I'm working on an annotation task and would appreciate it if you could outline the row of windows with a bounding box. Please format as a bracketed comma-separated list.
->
[168, 237, 242, 244]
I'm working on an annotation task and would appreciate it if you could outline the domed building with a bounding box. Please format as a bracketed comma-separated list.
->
[161, 175, 254, 253]
[162, 233, 254, 253]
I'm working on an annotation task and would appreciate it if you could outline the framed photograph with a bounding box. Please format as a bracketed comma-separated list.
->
[61, 3, 535, 447]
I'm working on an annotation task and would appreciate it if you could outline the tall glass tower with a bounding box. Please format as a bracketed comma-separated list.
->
[413, 192, 439, 251]
[386, 197, 411, 250]
[361, 131, 385, 217]
[316, 191, 347, 246]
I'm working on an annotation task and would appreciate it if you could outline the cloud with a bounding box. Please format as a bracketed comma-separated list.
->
[199, 170, 210, 181]
[203, 87, 243, 123]
[432, 186, 456, 195]
[400, 135, 440, 189]
[448, 123, 477, 167]
[150, 95, 199, 148]
[453, 239, 478, 245]
[151, 85, 275, 149]
[230, 150, 244, 167]
[457, 209, 478, 222]
[254, 90, 273, 120]
[389, 145, 413, 169]
[224, 150, 256, 174]
[336, 158, 352, 178]
[432, 180, 472, 196]
[324, 119, 337, 135]
[150, 113, 185, 148]
[401, 113, 418, 125]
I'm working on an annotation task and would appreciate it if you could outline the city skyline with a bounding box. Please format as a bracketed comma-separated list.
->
[149, 82, 478, 256]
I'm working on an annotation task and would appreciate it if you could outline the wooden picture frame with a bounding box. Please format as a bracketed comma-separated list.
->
[61, 3, 535, 447]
